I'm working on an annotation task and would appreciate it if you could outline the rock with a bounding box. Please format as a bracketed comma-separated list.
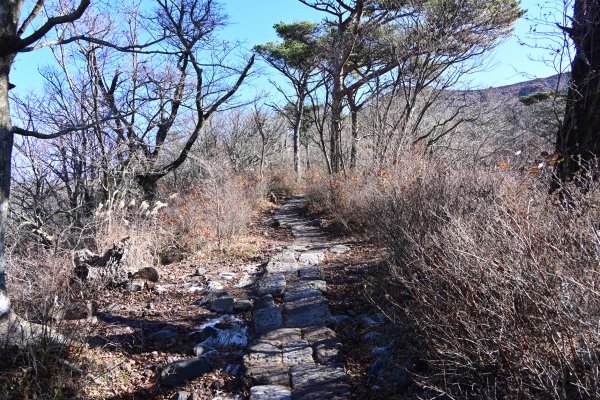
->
[363, 331, 384, 342]
[249, 385, 291, 400]
[298, 266, 321, 280]
[193, 343, 217, 357]
[220, 272, 236, 281]
[307, 218, 323, 227]
[369, 357, 386, 380]
[225, 363, 242, 377]
[188, 285, 204, 294]
[195, 267, 207, 276]
[125, 279, 145, 292]
[155, 283, 172, 293]
[210, 297, 235, 313]
[171, 391, 190, 400]
[233, 299, 253, 312]
[160, 357, 212, 387]
[207, 280, 225, 290]
[219, 272, 235, 281]
[253, 307, 283, 334]
[326, 314, 351, 326]
[358, 314, 380, 327]
[371, 346, 388, 356]
[298, 251, 325, 266]
[314, 339, 345, 365]
[129, 267, 159, 282]
[196, 291, 229, 306]
[198, 315, 249, 351]
[149, 329, 177, 341]
[257, 274, 286, 296]
[243, 343, 289, 386]
[189, 326, 218, 342]
[256, 294, 276, 309]
[282, 340, 313, 367]
[329, 244, 351, 254]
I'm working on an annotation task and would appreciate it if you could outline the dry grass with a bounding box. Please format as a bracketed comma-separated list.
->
[306, 150, 600, 399]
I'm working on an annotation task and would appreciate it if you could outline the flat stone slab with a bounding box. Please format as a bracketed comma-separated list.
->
[282, 340, 314, 367]
[284, 288, 324, 303]
[291, 364, 346, 390]
[294, 383, 350, 400]
[210, 297, 234, 313]
[302, 326, 337, 343]
[250, 385, 292, 400]
[244, 343, 289, 386]
[254, 306, 283, 334]
[298, 251, 325, 266]
[257, 274, 286, 296]
[286, 302, 331, 328]
[255, 328, 302, 347]
[298, 266, 321, 280]
[287, 280, 327, 294]
[329, 244, 351, 254]
[256, 294, 276, 309]
[266, 261, 299, 275]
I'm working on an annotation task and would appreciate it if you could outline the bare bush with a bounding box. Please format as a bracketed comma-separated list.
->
[306, 150, 600, 399]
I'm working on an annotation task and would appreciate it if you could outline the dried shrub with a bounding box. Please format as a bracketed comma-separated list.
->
[307, 150, 600, 399]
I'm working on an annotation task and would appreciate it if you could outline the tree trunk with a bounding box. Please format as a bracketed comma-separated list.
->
[136, 174, 161, 201]
[350, 108, 358, 169]
[293, 100, 304, 179]
[0, 56, 14, 319]
[554, 1, 600, 188]
[330, 85, 344, 174]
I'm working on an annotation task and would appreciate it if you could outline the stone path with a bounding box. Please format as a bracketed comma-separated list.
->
[244, 198, 350, 400]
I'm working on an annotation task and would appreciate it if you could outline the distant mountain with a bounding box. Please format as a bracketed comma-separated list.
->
[473, 73, 569, 103]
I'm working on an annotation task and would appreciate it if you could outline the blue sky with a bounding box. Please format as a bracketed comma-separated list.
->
[10, 0, 567, 99]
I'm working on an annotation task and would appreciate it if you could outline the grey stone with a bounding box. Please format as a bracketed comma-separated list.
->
[257, 274, 286, 296]
[315, 339, 345, 365]
[286, 298, 331, 328]
[371, 346, 388, 356]
[266, 261, 298, 275]
[254, 328, 302, 347]
[256, 294, 276, 309]
[187, 285, 204, 294]
[210, 297, 235, 313]
[302, 326, 336, 343]
[358, 314, 381, 327]
[243, 343, 288, 386]
[160, 357, 212, 387]
[290, 364, 346, 390]
[249, 385, 291, 400]
[294, 383, 351, 400]
[193, 343, 217, 357]
[149, 329, 177, 341]
[282, 340, 314, 367]
[220, 272, 236, 281]
[298, 266, 321, 280]
[195, 267, 207, 276]
[253, 306, 283, 334]
[196, 291, 229, 306]
[225, 363, 243, 377]
[329, 244, 351, 254]
[125, 279, 145, 292]
[234, 299, 253, 312]
[207, 280, 224, 290]
[284, 287, 325, 303]
[298, 251, 325, 266]
[326, 315, 352, 326]
[171, 391, 190, 400]
[363, 331, 384, 342]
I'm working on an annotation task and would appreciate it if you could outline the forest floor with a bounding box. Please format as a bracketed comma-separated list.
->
[59, 197, 419, 400]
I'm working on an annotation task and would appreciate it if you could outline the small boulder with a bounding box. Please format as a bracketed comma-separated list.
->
[125, 279, 145, 292]
[171, 391, 191, 400]
[160, 357, 212, 387]
[195, 267, 207, 276]
[234, 299, 253, 312]
[329, 244, 351, 254]
[210, 297, 235, 313]
[129, 267, 159, 282]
